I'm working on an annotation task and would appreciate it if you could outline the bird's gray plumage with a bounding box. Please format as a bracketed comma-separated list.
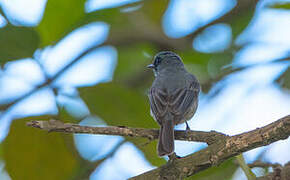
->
[147, 51, 200, 156]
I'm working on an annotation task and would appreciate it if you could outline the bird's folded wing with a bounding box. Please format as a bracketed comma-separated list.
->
[148, 81, 199, 123]
[170, 81, 199, 116]
[148, 88, 168, 124]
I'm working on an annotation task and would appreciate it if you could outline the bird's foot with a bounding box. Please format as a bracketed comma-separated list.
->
[185, 122, 191, 135]
[168, 152, 181, 163]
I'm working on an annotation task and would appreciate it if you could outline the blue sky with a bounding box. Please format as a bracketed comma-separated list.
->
[0, 0, 290, 179]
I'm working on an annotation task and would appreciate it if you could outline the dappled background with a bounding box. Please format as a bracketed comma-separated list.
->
[0, 0, 290, 179]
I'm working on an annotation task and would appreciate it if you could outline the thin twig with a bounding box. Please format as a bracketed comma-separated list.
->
[248, 161, 281, 169]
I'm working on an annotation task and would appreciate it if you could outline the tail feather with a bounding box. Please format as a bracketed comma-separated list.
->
[158, 118, 175, 156]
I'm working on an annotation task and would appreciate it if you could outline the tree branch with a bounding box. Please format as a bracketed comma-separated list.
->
[26, 115, 290, 179]
[130, 115, 290, 179]
[26, 119, 227, 145]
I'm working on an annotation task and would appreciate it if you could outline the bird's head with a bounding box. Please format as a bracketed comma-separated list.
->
[147, 51, 184, 75]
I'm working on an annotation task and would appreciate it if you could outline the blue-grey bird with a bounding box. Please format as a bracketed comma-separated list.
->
[147, 51, 200, 156]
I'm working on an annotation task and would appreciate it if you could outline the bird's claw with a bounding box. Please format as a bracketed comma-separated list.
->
[185, 121, 191, 135]
[168, 152, 181, 163]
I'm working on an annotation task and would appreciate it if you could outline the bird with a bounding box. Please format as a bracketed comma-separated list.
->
[147, 51, 200, 157]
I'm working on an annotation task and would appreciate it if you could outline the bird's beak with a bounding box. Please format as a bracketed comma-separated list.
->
[147, 64, 155, 69]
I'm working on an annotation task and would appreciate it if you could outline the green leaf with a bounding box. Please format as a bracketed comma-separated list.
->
[0, 25, 39, 64]
[36, 0, 86, 46]
[3, 116, 79, 180]
[222, 1, 257, 40]
[79, 83, 165, 166]
[236, 154, 256, 180]
[230, 12, 254, 39]
[187, 158, 238, 180]
[269, 3, 290, 9]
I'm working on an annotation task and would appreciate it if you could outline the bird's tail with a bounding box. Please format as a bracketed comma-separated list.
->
[158, 114, 175, 156]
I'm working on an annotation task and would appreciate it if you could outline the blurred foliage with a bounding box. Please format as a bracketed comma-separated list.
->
[37, 0, 86, 46]
[269, 2, 290, 9]
[0, 0, 289, 179]
[3, 116, 79, 180]
[80, 83, 154, 128]
[229, 1, 257, 38]
[0, 143, 2, 159]
[113, 43, 155, 83]
[0, 25, 39, 64]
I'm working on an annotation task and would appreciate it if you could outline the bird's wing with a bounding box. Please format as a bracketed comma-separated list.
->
[169, 79, 200, 117]
[149, 76, 200, 124]
[148, 87, 169, 124]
